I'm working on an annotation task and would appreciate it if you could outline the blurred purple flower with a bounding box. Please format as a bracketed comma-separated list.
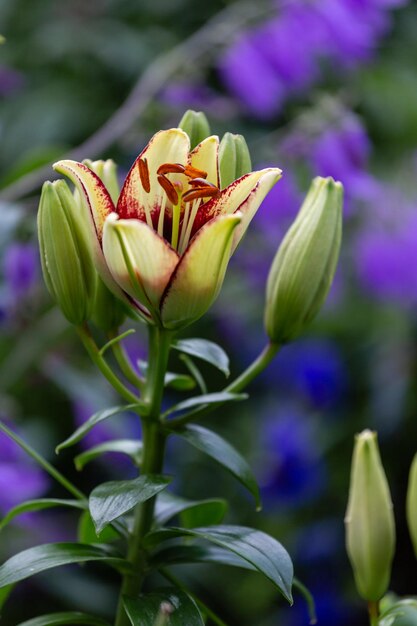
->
[0, 424, 48, 516]
[0, 65, 25, 97]
[161, 83, 234, 119]
[3, 242, 39, 303]
[282, 581, 358, 626]
[259, 408, 326, 506]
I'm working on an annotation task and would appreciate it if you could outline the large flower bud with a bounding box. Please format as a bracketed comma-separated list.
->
[264, 176, 342, 344]
[178, 110, 211, 150]
[345, 430, 395, 602]
[218, 132, 252, 189]
[37, 180, 97, 324]
[406, 453, 417, 558]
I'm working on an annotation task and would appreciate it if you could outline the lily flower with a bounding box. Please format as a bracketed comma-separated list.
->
[54, 128, 281, 330]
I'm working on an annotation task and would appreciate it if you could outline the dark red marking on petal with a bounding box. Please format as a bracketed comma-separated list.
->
[158, 174, 179, 205]
[183, 187, 220, 203]
[157, 162, 186, 175]
[184, 165, 208, 179]
[139, 158, 151, 193]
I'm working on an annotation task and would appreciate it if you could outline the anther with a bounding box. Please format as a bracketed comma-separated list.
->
[184, 165, 208, 179]
[157, 174, 179, 205]
[138, 158, 150, 193]
[188, 178, 217, 188]
[183, 187, 220, 203]
[157, 163, 186, 175]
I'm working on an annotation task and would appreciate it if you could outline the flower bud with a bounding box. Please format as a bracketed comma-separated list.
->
[218, 132, 252, 189]
[178, 110, 211, 150]
[92, 277, 127, 332]
[345, 430, 395, 602]
[264, 176, 342, 344]
[406, 453, 417, 558]
[83, 159, 120, 204]
[37, 180, 97, 324]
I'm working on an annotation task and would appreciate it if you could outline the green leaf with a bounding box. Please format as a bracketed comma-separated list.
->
[145, 526, 293, 603]
[379, 600, 417, 626]
[77, 511, 121, 544]
[56, 404, 143, 453]
[164, 392, 247, 417]
[0, 583, 13, 610]
[123, 588, 204, 626]
[0, 499, 87, 530]
[173, 339, 230, 377]
[74, 440, 143, 471]
[164, 372, 196, 391]
[150, 542, 253, 570]
[172, 425, 260, 509]
[17, 611, 111, 626]
[89, 475, 171, 534]
[0, 543, 131, 588]
[155, 493, 227, 527]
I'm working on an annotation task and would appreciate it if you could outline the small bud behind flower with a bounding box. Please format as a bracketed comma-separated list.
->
[83, 158, 120, 204]
[345, 430, 395, 602]
[264, 176, 342, 344]
[178, 110, 211, 150]
[38, 180, 97, 324]
[219, 132, 252, 189]
[406, 453, 417, 558]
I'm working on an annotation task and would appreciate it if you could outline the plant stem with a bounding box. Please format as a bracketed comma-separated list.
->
[115, 326, 173, 626]
[368, 600, 379, 626]
[107, 329, 145, 392]
[169, 342, 280, 428]
[77, 324, 141, 405]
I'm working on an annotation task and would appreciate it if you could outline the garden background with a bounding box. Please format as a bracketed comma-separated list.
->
[1, 1, 416, 624]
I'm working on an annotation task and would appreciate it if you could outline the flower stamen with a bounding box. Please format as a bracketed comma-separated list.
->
[157, 163, 186, 175]
[183, 187, 220, 203]
[138, 158, 150, 193]
[184, 165, 208, 179]
[157, 174, 179, 205]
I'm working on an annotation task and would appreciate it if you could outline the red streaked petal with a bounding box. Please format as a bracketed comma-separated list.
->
[117, 128, 190, 225]
[189, 135, 219, 188]
[103, 215, 179, 315]
[189, 168, 282, 249]
[160, 213, 241, 330]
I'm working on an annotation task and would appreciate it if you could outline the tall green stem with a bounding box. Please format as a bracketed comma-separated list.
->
[115, 326, 173, 626]
[368, 601, 379, 626]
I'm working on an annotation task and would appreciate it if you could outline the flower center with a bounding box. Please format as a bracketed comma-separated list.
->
[139, 159, 220, 254]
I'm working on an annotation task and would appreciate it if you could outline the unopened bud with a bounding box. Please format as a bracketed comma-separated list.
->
[83, 159, 120, 204]
[406, 453, 417, 558]
[38, 180, 97, 324]
[178, 110, 211, 150]
[345, 430, 395, 602]
[219, 132, 252, 188]
[264, 176, 342, 344]
[92, 277, 127, 332]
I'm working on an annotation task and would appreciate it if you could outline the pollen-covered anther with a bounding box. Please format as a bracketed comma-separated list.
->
[184, 164, 208, 179]
[157, 174, 179, 205]
[157, 163, 186, 175]
[138, 158, 151, 193]
[188, 178, 217, 189]
[183, 186, 220, 203]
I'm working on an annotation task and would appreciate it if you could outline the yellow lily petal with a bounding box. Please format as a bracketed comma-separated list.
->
[103, 214, 179, 316]
[161, 213, 241, 329]
[189, 135, 220, 188]
[117, 128, 190, 226]
[189, 168, 281, 252]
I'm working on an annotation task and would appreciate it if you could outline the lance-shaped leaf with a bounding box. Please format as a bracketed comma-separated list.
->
[74, 440, 143, 471]
[155, 492, 227, 527]
[123, 589, 204, 626]
[56, 404, 143, 453]
[150, 542, 254, 570]
[164, 392, 247, 418]
[170, 425, 260, 508]
[89, 475, 171, 534]
[161, 213, 241, 329]
[145, 526, 293, 603]
[173, 338, 230, 377]
[0, 499, 86, 530]
[17, 612, 111, 626]
[0, 543, 131, 588]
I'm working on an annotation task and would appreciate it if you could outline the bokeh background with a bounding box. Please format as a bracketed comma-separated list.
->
[1, 0, 417, 624]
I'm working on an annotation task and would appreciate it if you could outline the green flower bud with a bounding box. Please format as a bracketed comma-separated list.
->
[264, 176, 342, 344]
[219, 132, 252, 189]
[92, 277, 127, 332]
[83, 158, 120, 204]
[178, 110, 211, 150]
[406, 453, 417, 558]
[38, 179, 97, 324]
[345, 430, 395, 602]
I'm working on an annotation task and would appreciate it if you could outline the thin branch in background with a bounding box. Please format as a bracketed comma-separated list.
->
[0, 1, 273, 203]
